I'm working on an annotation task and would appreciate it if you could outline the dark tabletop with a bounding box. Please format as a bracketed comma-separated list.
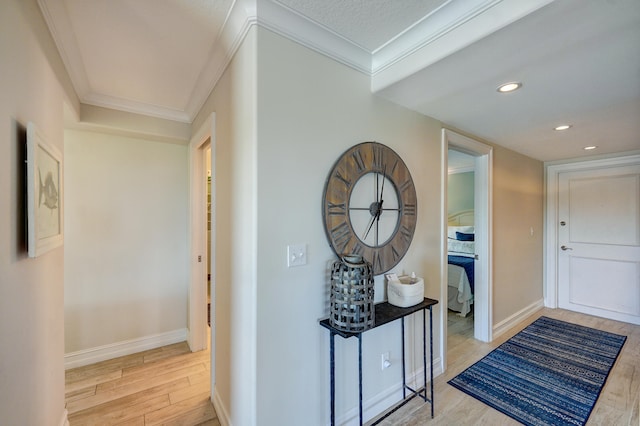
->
[320, 298, 438, 338]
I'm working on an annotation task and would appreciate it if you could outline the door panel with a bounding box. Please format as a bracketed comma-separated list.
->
[558, 165, 640, 325]
[569, 256, 640, 315]
[569, 174, 639, 245]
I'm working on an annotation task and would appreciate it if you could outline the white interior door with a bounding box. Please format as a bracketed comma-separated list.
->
[558, 164, 640, 325]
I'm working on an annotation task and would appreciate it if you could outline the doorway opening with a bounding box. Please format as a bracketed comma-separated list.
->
[446, 149, 475, 341]
[206, 147, 212, 329]
[440, 129, 493, 372]
[189, 136, 212, 352]
[188, 113, 216, 402]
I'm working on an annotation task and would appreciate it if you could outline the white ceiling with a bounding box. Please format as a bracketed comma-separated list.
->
[40, 0, 640, 161]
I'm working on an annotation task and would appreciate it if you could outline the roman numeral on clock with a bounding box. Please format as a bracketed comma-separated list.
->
[351, 149, 365, 172]
[330, 222, 351, 253]
[327, 202, 346, 216]
[391, 245, 400, 260]
[399, 179, 412, 193]
[334, 170, 351, 188]
[372, 251, 383, 271]
[351, 242, 364, 256]
[400, 225, 412, 243]
[403, 203, 416, 216]
[372, 144, 384, 171]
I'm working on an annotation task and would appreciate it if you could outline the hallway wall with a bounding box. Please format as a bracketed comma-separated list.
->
[64, 129, 189, 363]
[0, 0, 78, 424]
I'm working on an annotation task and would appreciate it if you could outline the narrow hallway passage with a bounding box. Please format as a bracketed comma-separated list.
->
[65, 342, 218, 425]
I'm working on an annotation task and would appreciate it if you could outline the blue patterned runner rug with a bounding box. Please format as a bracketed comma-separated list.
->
[448, 316, 626, 425]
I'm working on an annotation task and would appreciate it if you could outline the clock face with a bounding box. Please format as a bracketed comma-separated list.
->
[349, 173, 399, 246]
[322, 142, 417, 275]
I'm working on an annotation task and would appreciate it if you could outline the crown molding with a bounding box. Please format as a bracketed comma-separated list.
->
[38, 0, 259, 124]
[257, 0, 371, 75]
[37, 0, 194, 123]
[371, 0, 555, 92]
[38, 0, 90, 99]
[186, 0, 258, 121]
[39, 0, 554, 124]
[82, 93, 192, 123]
[372, 0, 503, 74]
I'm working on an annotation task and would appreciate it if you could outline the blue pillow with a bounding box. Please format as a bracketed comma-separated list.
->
[456, 231, 474, 241]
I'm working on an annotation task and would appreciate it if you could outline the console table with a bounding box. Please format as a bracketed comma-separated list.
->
[319, 297, 438, 426]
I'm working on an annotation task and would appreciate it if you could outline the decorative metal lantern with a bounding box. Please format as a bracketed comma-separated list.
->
[329, 255, 375, 332]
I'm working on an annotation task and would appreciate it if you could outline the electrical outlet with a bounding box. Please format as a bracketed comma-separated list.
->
[381, 352, 390, 370]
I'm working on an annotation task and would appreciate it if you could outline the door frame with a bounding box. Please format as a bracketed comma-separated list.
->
[544, 153, 640, 308]
[440, 129, 493, 371]
[188, 113, 216, 378]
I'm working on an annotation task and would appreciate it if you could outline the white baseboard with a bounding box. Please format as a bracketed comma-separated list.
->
[334, 357, 443, 426]
[64, 328, 188, 369]
[492, 299, 544, 339]
[213, 385, 231, 426]
[58, 408, 69, 426]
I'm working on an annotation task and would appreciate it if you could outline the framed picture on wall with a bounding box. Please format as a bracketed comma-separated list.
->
[27, 122, 63, 257]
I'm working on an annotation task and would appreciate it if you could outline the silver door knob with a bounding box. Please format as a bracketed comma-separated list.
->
[560, 245, 573, 251]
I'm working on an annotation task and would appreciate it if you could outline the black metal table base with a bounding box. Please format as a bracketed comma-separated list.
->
[321, 298, 438, 426]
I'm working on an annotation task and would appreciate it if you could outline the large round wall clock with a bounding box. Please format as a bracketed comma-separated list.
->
[322, 141, 417, 275]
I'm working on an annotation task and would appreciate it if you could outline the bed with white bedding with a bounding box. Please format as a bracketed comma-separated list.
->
[447, 211, 475, 317]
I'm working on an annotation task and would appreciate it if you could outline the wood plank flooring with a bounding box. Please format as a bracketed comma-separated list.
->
[65, 342, 219, 425]
[369, 308, 640, 425]
[68, 308, 638, 425]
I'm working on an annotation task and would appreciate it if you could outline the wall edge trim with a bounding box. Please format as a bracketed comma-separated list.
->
[58, 408, 70, 426]
[64, 328, 188, 370]
[492, 300, 544, 339]
[213, 385, 231, 426]
[335, 357, 443, 425]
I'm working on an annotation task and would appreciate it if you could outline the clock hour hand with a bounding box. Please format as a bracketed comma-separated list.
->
[362, 209, 377, 241]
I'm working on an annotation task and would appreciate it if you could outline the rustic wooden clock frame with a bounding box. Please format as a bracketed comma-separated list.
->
[322, 142, 417, 275]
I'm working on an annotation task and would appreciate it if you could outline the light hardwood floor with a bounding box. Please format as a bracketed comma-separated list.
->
[67, 308, 639, 425]
[65, 341, 219, 425]
[370, 308, 640, 425]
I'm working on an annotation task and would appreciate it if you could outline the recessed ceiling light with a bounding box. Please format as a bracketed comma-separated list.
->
[554, 124, 572, 131]
[583, 146, 597, 151]
[497, 82, 522, 93]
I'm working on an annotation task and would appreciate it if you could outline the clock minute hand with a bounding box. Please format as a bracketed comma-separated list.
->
[375, 167, 380, 203]
[379, 166, 386, 203]
[364, 167, 387, 242]
[373, 168, 387, 245]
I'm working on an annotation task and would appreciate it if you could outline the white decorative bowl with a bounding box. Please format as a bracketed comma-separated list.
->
[388, 276, 424, 308]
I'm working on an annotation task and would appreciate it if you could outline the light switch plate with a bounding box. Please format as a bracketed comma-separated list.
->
[287, 244, 307, 267]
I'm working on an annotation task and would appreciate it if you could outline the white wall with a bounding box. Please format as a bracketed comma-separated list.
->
[64, 129, 189, 359]
[0, 0, 77, 424]
[192, 26, 258, 426]
[191, 25, 545, 425]
[255, 28, 445, 425]
[448, 172, 475, 215]
[0, 3, 545, 425]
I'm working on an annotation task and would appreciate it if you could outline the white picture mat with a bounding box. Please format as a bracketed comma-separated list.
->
[27, 122, 63, 257]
